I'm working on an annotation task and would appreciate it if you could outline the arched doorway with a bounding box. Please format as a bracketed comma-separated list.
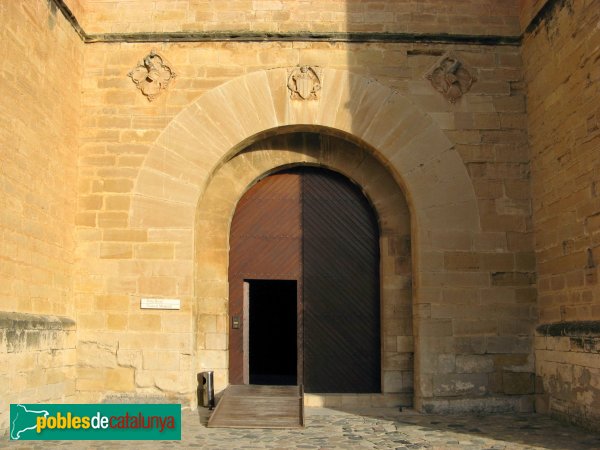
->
[129, 67, 481, 409]
[229, 166, 381, 393]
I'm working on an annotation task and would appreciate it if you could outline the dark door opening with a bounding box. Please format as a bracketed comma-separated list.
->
[248, 280, 297, 385]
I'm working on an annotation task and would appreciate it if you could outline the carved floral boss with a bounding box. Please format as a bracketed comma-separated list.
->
[128, 51, 176, 101]
[425, 53, 476, 103]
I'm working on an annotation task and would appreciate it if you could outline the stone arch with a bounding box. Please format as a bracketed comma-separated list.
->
[129, 68, 481, 409]
[196, 132, 413, 404]
[130, 68, 479, 233]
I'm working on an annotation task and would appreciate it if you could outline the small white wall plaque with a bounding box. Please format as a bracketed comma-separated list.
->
[140, 298, 181, 310]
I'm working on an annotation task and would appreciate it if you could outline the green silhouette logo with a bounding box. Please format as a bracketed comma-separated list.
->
[9, 403, 181, 440]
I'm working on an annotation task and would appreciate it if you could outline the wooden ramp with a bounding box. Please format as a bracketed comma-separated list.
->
[207, 385, 304, 429]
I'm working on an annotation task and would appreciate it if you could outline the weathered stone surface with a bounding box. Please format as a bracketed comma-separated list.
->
[0, 314, 77, 430]
[503, 372, 535, 395]
[432, 373, 488, 397]
[9, 0, 600, 433]
[523, 0, 600, 429]
[117, 349, 142, 369]
[456, 355, 495, 373]
[78, 341, 117, 368]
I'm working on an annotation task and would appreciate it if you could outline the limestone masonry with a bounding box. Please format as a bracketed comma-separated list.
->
[0, 0, 598, 434]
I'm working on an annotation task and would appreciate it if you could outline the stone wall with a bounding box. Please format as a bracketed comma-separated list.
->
[0, 0, 82, 432]
[523, 0, 600, 429]
[3, 0, 572, 422]
[0, 313, 77, 432]
[64, 0, 85, 25]
[535, 323, 600, 429]
[519, 0, 549, 32]
[0, 0, 81, 317]
[76, 0, 520, 36]
[74, 34, 536, 412]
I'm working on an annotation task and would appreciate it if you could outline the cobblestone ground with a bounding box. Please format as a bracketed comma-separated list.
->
[6, 407, 600, 449]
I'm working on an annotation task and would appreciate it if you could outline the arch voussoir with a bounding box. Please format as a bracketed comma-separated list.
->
[129, 67, 482, 411]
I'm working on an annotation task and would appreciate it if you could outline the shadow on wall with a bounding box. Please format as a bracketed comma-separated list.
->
[343, 1, 536, 415]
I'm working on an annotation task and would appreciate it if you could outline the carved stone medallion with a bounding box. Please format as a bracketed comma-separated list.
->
[425, 53, 476, 103]
[128, 51, 176, 101]
[287, 66, 322, 100]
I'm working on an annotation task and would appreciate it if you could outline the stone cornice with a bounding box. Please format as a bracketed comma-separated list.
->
[51, 0, 561, 46]
[83, 30, 521, 46]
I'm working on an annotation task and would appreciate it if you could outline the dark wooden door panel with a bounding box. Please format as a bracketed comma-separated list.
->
[302, 169, 380, 393]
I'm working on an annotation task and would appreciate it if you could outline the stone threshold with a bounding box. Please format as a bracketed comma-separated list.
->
[304, 393, 411, 409]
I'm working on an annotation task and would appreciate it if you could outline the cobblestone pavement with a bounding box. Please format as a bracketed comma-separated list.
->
[6, 407, 600, 449]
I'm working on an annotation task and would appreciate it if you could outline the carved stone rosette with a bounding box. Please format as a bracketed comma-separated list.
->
[287, 66, 322, 100]
[424, 53, 476, 103]
[128, 51, 176, 101]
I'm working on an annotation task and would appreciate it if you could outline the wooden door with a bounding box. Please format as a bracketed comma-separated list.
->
[302, 168, 380, 393]
[228, 167, 380, 392]
[229, 172, 303, 385]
